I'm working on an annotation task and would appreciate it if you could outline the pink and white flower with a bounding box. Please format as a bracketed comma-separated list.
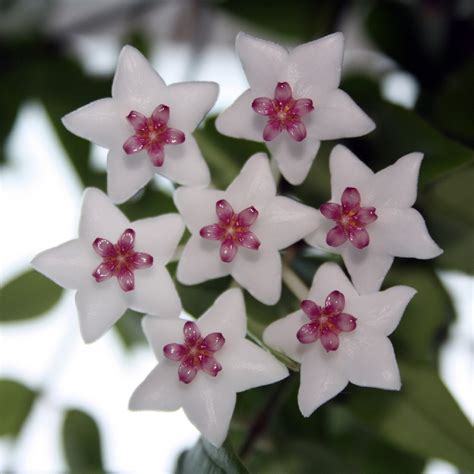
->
[174, 153, 320, 305]
[129, 288, 288, 447]
[62, 45, 217, 203]
[263, 262, 416, 417]
[306, 145, 443, 294]
[216, 32, 375, 185]
[31, 188, 184, 343]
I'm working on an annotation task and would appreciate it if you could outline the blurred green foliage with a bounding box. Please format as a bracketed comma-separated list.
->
[1, 0, 473, 472]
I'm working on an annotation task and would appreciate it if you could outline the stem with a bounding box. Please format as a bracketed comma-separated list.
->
[239, 375, 293, 460]
[282, 264, 309, 301]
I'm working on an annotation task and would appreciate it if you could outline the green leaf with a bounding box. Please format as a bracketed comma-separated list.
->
[349, 362, 474, 471]
[62, 409, 104, 473]
[0, 379, 36, 438]
[175, 437, 248, 474]
[114, 310, 146, 349]
[0, 269, 63, 322]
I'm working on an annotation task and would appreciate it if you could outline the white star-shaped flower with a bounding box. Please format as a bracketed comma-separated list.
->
[174, 153, 320, 305]
[62, 45, 218, 203]
[31, 188, 184, 343]
[216, 32, 375, 185]
[306, 145, 443, 294]
[129, 288, 288, 447]
[263, 262, 416, 417]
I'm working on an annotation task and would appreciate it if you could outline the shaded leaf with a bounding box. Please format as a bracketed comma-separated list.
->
[114, 309, 145, 349]
[176, 437, 248, 474]
[0, 379, 36, 438]
[0, 269, 63, 322]
[62, 409, 104, 473]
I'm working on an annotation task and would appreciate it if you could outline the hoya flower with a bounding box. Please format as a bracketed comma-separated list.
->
[263, 262, 416, 417]
[174, 153, 319, 305]
[129, 288, 288, 447]
[62, 45, 218, 203]
[31, 188, 184, 343]
[216, 32, 374, 185]
[306, 145, 442, 294]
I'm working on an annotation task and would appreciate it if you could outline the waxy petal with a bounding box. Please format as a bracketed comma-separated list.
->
[325, 290, 345, 314]
[236, 231, 260, 250]
[126, 110, 148, 131]
[163, 343, 187, 361]
[274, 82, 292, 102]
[92, 238, 116, 258]
[163, 128, 185, 145]
[236, 206, 258, 227]
[129, 252, 153, 269]
[216, 199, 234, 225]
[297, 323, 320, 344]
[184, 321, 201, 345]
[327, 224, 347, 247]
[354, 207, 377, 225]
[220, 237, 237, 263]
[320, 203, 342, 220]
[118, 268, 134, 292]
[92, 262, 115, 282]
[334, 313, 357, 332]
[199, 355, 222, 377]
[200, 224, 225, 241]
[320, 330, 339, 352]
[347, 226, 369, 249]
[301, 300, 322, 319]
[123, 135, 145, 154]
[151, 104, 169, 126]
[178, 358, 198, 384]
[286, 120, 307, 142]
[148, 142, 164, 167]
[263, 121, 282, 141]
[201, 333, 225, 352]
[341, 187, 361, 212]
[119, 228, 135, 252]
[293, 98, 314, 116]
[252, 97, 274, 115]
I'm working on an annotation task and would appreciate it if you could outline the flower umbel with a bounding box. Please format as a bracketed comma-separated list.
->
[321, 187, 377, 249]
[252, 82, 314, 142]
[123, 105, 185, 167]
[92, 228, 153, 292]
[199, 199, 260, 263]
[163, 321, 225, 384]
[297, 291, 357, 351]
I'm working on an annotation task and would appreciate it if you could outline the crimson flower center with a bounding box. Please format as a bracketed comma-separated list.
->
[320, 186, 377, 250]
[199, 199, 261, 263]
[163, 321, 225, 384]
[252, 81, 314, 142]
[91, 228, 153, 292]
[122, 104, 185, 168]
[297, 291, 357, 352]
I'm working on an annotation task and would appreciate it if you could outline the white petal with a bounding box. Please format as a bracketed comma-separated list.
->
[255, 196, 320, 250]
[267, 136, 321, 185]
[197, 288, 247, 343]
[126, 266, 181, 318]
[329, 145, 373, 200]
[158, 135, 210, 186]
[342, 246, 394, 294]
[365, 153, 423, 208]
[112, 45, 166, 107]
[31, 239, 98, 290]
[298, 345, 348, 417]
[142, 316, 185, 361]
[75, 278, 127, 343]
[371, 208, 443, 258]
[132, 214, 184, 265]
[232, 246, 282, 305]
[288, 32, 344, 99]
[308, 262, 358, 304]
[78, 188, 130, 242]
[62, 98, 126, 149]
[107, 147, 155, 204]
[183, 377, 236, 448]
[226, 153, 276, 211]
[263, 310, 308, 363]
[174, 186, 226, 234]
[235, 32, 288, 94]
[177, 235, 230, 285]
[338, 328, 401, 390]
[306, 89, 375, 140]
[165, 81, 219, 132]
[129, 362, 184, 411]
[348, 286, 416, 336]
[215, 89, 266, 142]
[219, 339, 288, 393]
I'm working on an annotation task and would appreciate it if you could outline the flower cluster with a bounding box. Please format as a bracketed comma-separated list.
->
[32, 33, 441, 447]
